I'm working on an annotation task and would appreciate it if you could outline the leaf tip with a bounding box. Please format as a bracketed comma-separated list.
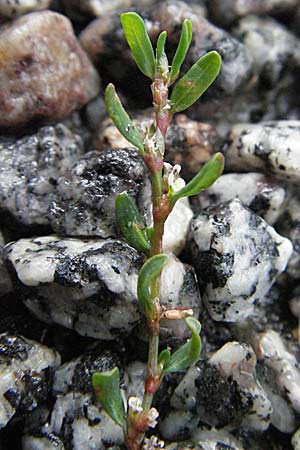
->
[209, 50, 222, 69]
[213, 152, 225, 172]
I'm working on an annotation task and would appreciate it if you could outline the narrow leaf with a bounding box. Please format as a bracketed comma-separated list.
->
[155, 31, 169, 79]
[121, 12, 155, 79]
[137, 254, 168, 319]
[105, 83, 145, 155]
[158, 348, 171, 370]
[170, 19, 193, 84]
[170, 152, 224, 205]
[92, 367, 126, 429]
[115, 194, 150, 254]
[156, 31, 167, 61]
[145, 227, 154, 243]
[163, 318, 202, 373]
[170, 51, 221, 113]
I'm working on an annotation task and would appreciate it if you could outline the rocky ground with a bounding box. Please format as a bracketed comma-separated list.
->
[1, 0, 300, 449]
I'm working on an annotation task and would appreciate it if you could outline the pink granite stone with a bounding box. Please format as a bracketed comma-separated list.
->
[0, 11, 100, 129]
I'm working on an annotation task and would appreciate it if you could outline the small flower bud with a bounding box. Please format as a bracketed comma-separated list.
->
[143, 435, 165, 449]
[147, 407, 159, 428]
[163, 308, 194, 320]
[128, 396, 143, 413]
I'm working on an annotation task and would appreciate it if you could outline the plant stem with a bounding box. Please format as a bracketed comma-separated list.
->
[128, 78, 171, 450]
[142, 333, 159, 410]
[134, 170, 164, 448]
[151, 171, 163, 210]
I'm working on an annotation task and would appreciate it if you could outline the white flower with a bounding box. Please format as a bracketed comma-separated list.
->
[142, 435, 165, 449]
[163, 162, 172, 172]
[162, 101, 171, 111]
[128, 396, 143, 413]
[167, 163, 186, 192]
[148, 407, 159, 428]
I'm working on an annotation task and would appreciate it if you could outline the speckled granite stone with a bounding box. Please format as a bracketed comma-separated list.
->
[186, 198, 292, 322]
[49, 148, 151, 238]
[224, 121, 300, 183]
[0, 124, 84, 227]
[0, 333, 60, 429]
[23, 348, 124, 450]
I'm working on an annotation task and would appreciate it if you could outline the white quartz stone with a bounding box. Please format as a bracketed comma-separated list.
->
[163, 197, 194, 255]
[225, 121, 300, 183]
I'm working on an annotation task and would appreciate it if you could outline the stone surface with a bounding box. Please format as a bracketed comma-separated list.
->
[165, 436, 244, 450]
[5, 235, 202, 342]
[224, 121, 300, 183]
[163, 198, 194, 255]
[0, 11, 100, 130]
[0, 333, 60, 429]
[236, 16, 300, 89]
[0, 231, 12, 296]
[49, 148, 151, 238]
[0, 0, 51, 18]
[23, 348, 124, 450]
[169, 342, 271, 432]
[186, 198, 293, 322]
[0, 124, 84, 227]
[208, 342, 272, 431]
[276, 192, 300, 279]
[165, 115, 221, 181]
[192, 430, 246, 450]
[208, 0, 299, 27]
[253, 330, 300, 433]
[62, 0, 131, 20]
[192, 172, 286, 226]
[4, 236, 143, 340]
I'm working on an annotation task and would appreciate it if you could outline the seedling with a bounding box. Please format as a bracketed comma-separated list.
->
[93, 12, 224, 450]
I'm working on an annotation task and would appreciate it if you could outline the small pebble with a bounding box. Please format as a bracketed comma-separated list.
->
[236, 16, 300, 88]
[49, 148, 151, 238]
[0, 0, 51, 18]
[192, 172, 286, 225]
[0, 333, 60, 429]
[0, 124, 84, 228]
[208, 0, 298, 27]
[23, 348, 124, 450]
[0, 11, 100, 129]
[225, 121, 300, 183]
[186, 198, 293, 322]
[4, 236, 143, 340]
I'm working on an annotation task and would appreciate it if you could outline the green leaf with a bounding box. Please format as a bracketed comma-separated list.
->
[156, 31, 167, 61]
[115, 193, 150, 254]
[92, 367, 126, 429]
[170, 19, 193, 84]
[105, 83, 145, 155]
[170, 51, 221, 113]
[163, 317, 202, 373]
[121, 12, 155, 79]
[170, 152, 224, 205]
[155, 31, 169, 79]
[137, 254, 168, 319]
[145, 227, 154, 243]
[158, 348, 171, 370]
